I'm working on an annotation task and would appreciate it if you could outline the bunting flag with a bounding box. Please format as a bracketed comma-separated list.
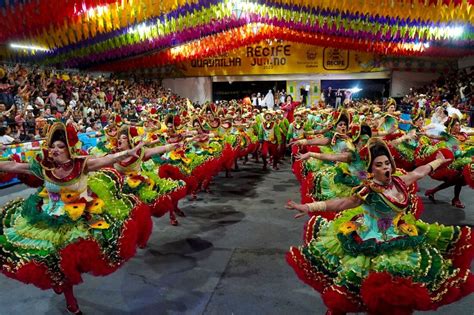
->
[91, 23, 473, 72]
[2, 0, 472, 69]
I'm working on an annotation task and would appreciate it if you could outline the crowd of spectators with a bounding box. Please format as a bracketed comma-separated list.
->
[0, 64, 191, 145]
[400, 67, 473, 125]
[1, 63, 473, 145]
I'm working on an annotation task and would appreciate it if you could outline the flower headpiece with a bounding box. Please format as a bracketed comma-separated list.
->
[387, 98, 396, 107]
[351, 123, 372, 144]
[43, 122, 82, 159]
[118, 125, 143, 149]
[332, 109, 351, 127]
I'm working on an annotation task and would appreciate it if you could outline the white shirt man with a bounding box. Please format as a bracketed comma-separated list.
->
[263, 90, 275, 110]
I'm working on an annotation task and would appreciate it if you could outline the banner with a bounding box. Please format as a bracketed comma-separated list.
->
[0, 132, 100, 161]
[170, 41, 386, 77]
[1, 140, 43, 162]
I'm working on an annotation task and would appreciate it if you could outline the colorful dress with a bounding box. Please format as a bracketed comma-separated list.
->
[0, 156, 151, 292]
[287, 121, 307, 148]
[258, 119, 282, 169]
[114, 149, 187, 218]
[288, 176, 474, 314]
[217, 123, 240, 174]
[89, 126, 118, 157]
[390, 128, 432, 172]
[297, 134, 370, 220]
[233, 118, 258, 158]
[378, 114, 403, 141]
[156, 128, 222, 194]
[428, 132, 474, 188]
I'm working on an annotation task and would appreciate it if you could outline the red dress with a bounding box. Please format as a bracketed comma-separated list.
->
[281, 101, 300, 123]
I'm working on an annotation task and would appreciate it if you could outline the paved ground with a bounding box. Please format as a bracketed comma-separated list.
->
[0, 159, 472, 315]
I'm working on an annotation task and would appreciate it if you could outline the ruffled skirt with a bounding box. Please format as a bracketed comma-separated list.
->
[287, 209, 474, 314]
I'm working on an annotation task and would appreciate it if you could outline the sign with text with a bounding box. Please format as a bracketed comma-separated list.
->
[168, 41, 386, 77]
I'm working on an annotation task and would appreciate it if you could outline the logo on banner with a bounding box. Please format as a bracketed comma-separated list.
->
[306, 49, 317, 60]
[323, 48, 349, 70]
[246, 44, 290, 68]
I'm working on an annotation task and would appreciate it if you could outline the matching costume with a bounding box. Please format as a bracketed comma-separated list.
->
[0, 122, 152, 313]
[113, 125, 187, 225]
[258, 111, 282, 170]
[0, 99, 473, 314]
[288, 139, 474, 314]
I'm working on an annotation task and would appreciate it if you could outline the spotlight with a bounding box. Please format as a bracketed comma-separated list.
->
[9, 43, 49, 51]
[430, 25, 465, 39]
[349, 87, 362, 93]
[128, 22, 152, 35]
[447, 26, 464, 38]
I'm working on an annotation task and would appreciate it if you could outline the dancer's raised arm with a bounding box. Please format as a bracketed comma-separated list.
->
[286, 196, 362, 218]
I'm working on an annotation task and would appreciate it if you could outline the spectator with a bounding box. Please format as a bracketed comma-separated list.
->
[56, 94, 66, 113]
[0, 126, 15, 145]
[46, 87, 58, 110]
[86, 120, 102, 133]
[263, 90, 274, 110]
[34, 92, 45, 113]
[25, 108, 36, 136]
[124, 108, 139, 124]
[335, 89, 343, 108]
[14, 110, 25, 134]
[13, 85, 25, 112]
[35, 110, 47, 137]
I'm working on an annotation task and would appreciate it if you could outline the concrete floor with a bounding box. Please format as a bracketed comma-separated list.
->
[0, 160, 473, 315]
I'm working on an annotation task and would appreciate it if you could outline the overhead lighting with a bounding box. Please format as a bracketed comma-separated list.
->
[447, 26, 464, 38]
[429, 25, 465, 39]
[230, 0, 257, 18]
[128, 22, 153, 36]
[10, 43, 49, 52]
[400, 42, 426, 52]
[74, 4, 110, 18]
[252, 23, 263, 35]
[170, 45, 186, 56]
[349, 87, 362, 93]
[230, 0, 244, 19]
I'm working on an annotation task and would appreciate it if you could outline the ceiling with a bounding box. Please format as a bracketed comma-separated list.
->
[0, 0, 472, 72]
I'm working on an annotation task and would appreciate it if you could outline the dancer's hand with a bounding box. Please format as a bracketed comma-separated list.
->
[435, 152, 451, 165]
[174, 142, 184, 150]
[291, 139, 304, 146]
[128, 141, 145, 159]
[285, 200, 308, 219]
[406, 129, 417, 139]
[295, 152, 312, 161]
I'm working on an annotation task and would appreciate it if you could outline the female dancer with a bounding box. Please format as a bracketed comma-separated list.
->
[388, 109, 426, 171]
[0, 122, 152, 314]
[258, 110, 282, 170]
[286, 138, 473, 314]
[424, 106, 448, 137]
[291, 110, 351, 173]
[114, 125, 187, 225]
[293, 123, 374, 219]
[424, 117, 474, 208]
